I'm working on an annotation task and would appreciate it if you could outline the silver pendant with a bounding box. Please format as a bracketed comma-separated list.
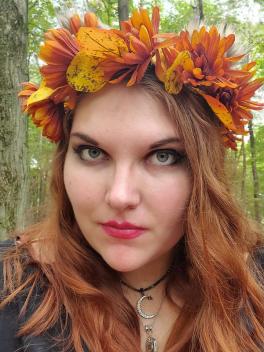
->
[144, 325, 158, 352]
[145, 336, 158, 352]
[136, 295, 157, 319]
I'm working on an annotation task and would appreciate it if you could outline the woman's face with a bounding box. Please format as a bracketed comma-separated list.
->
[64, 84, 192, 273]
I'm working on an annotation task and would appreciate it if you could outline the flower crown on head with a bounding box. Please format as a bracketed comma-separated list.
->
[19, 6, 263, 149]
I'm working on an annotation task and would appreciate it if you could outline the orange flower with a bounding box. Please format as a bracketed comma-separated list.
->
[67, 12, 99, 35]
[158, 26, 250, 93]
[197, 64, 263, 149]
[120, 6, 160, 45]
[217, 79, 263, 133]
[30, 101, 64, 142]
[18, 83, 64, 142]
[39, 28, 79, 105]
[154, 27, 264, 149]
[221, 129, 241, 150]
[51, 85, 78, 110]
[18, 82, 38, 112]
[100, 38, 152, 86]
[201, 63, 263, 135]
[100, 7, 160, 86]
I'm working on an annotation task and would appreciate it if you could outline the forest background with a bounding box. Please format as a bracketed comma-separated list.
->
[0, 0, 263, 240]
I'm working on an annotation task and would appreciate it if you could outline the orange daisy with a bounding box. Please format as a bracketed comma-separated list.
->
[18, 82, 38, 112]
[39, 28, 79, 87]
[200, 62, 263, 135]
[100, 7, 161, 86]
[157, 26, 251, 94]
[221, 129, 241, 150]
[19, 83, 64, 142]
[66, 12, 99, 35]
[39, 28, 79, 105]
[216, 78, 264, 133]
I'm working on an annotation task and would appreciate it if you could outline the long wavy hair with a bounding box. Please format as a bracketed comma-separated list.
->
[1, 73, 264, 352]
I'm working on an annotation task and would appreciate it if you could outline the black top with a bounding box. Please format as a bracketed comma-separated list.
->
[0, 240, 263, 352]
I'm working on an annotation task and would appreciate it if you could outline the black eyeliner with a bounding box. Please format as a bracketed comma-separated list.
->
[148, 148, 187, 165]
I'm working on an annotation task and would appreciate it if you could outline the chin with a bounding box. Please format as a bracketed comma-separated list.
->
[101, 251, 146, 273]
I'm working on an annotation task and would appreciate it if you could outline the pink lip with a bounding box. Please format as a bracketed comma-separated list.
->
[100, 220, 146, 239]
[103, 220, 145, 229]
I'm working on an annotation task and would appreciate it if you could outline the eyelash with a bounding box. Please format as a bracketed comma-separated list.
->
[73, 145, 186, 166]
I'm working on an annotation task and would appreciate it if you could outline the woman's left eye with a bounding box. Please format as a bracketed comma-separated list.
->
[148, 149, 185, 166]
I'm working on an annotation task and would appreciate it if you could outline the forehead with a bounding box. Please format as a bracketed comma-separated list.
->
[72, 85, 180, 141]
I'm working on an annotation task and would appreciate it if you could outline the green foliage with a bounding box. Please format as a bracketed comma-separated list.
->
[160, 0, 193, 33]
[247, 125, 264, 219]
[230, 122, 264, 222]
[84, 0, 119, 26]
[28, 0, 56, 79]
[251, 23, 264, 77]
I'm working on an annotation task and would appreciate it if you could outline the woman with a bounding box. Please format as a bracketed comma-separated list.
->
[0, 6, 263, 352]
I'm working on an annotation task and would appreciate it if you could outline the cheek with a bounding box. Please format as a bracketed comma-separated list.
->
[63, 161, 103, 211]
[148, 172, 191, 218]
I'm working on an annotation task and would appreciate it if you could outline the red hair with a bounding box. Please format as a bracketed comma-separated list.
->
[1, 74, 264, 352]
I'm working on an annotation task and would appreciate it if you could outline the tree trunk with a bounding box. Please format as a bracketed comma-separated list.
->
[0, 0, 28, 239]
[197, 0, 204, 21]
[118, 0, 129, 25]
[193, 0, 204, 22]
[248, 120, 261, 222]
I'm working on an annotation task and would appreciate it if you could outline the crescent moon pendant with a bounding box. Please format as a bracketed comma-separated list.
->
[136, 295, 157, 319]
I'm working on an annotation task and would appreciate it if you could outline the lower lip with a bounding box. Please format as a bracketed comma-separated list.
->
[101, 225, 145, 239]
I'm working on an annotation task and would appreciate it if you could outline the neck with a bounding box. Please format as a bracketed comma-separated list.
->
[120, 250, 174, 293]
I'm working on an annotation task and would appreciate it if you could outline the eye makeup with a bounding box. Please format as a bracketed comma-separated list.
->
[72, 144, 186, 167]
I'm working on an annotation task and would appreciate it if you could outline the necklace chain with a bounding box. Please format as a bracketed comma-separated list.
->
[120, 265, 172, 295]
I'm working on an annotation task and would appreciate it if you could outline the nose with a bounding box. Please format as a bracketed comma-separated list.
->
[105, 164, 141, 211]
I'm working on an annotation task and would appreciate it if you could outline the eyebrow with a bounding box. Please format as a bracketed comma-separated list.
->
[70, 132, 183, 150]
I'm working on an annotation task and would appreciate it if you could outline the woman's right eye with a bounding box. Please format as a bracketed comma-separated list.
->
[73, 145, 106, 162]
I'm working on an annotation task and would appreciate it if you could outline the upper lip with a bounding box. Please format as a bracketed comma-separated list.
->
[101, 220, 146, 229]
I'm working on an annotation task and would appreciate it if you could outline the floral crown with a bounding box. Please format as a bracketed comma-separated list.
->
[19, 7, 263, 150]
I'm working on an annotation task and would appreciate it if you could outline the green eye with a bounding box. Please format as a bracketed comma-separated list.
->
[86, 148, 101, 159]
[74, 146, 105, 161]
[150, 149, 185, 166]
[156, 151, 172, 163]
